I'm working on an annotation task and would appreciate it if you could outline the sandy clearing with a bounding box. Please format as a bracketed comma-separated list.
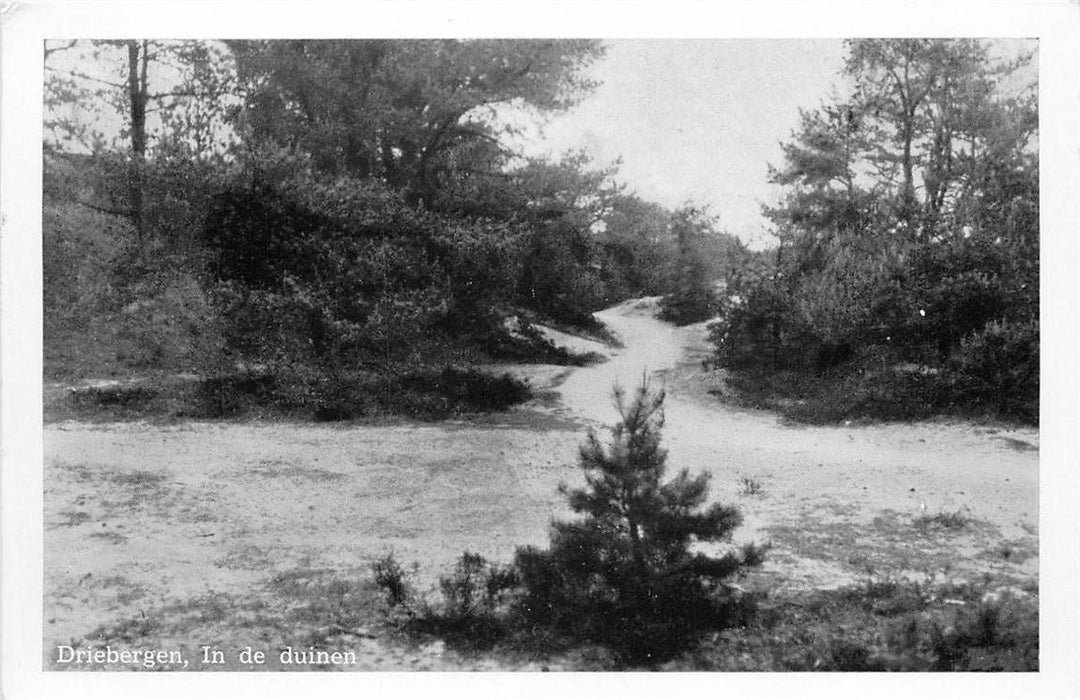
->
[45, 421, 584, 646]
[42, 297, 1038, 669]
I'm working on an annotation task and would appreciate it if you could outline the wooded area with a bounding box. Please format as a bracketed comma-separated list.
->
[43, 38, 1037, 424]
[44, 38, 755, 419]
[710, 39, 1038, 422]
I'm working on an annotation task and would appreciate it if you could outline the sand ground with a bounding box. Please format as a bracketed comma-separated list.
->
[43, 298, 1038, 670]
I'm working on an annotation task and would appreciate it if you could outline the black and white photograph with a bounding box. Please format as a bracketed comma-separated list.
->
[2, 2, 1078, 698]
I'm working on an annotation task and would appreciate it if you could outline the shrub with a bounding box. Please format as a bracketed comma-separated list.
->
[376, 551, 519, 650]
[913, 509, 970, 531]
[371, 554, 413, 607]
[402, 367, 532, 414]
[438, 552, 520, 621]
[512, 381, 766, 663]
[947, 319, 1038, 421]
[515, 220, 609, 328]
[69, 385, 159, 409]
[201, 178, 530, 373]
[677, 576, 1037, 672]
[658, 208, 721, 326]
[260, 366, 531, 420]
[188, 370, 279, 418]
[714, 336, 1037, 426]
[481, 320, 602, 366]
[60, 366, 531, 422]
[708, 279, 807, 370]
[928, 591, 1039, 671]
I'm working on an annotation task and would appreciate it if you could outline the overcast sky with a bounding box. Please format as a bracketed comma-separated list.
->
[519, 38, 1038, 249]
[518, 39, 850, 248]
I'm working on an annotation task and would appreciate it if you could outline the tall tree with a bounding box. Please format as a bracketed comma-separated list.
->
[44, 39, 237, 241]
[228, 39, 606, 205]
[844, 39, 1032, 238]
[598, 194, 677, 297]
[718, 38, 1038, 380]
[124, 40, 150, 239]
[764, 102, 883, 274]
[659, 207, 725, 325]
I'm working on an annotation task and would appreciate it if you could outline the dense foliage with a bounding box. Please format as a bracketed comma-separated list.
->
[43, 39, 749, 407]
[42, 38, 1037, 425]
[710, 39, 1038, 422]
[658, 207, 724, 325]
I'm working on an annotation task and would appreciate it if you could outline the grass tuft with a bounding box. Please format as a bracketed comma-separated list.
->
[740, 476, 765, 496]
[914, 510, 970, 531]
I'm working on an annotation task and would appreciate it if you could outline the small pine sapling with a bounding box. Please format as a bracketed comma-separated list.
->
[514, 379, 766, 662]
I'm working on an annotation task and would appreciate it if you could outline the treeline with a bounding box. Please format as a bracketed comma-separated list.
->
[709, 39, 1038, 423]
[43, 39, 745, 418]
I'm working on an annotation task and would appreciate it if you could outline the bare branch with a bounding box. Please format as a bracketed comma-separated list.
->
[147, 89, 231, 101]
[50, 68, 126, 90]
[43, 40, 80, 61]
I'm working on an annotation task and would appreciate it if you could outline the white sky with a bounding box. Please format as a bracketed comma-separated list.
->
[519, 39, 849, 248]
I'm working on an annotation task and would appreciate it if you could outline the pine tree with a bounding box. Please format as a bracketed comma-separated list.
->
[659, 207, 719, 325]
[514, 380, 765, 662]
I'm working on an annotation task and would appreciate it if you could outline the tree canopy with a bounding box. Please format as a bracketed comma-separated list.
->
[712, 38, 1038, 422]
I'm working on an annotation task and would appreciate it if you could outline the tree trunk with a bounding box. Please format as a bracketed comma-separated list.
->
[899, 114, 917, 231]
[126, 40, 148, 241]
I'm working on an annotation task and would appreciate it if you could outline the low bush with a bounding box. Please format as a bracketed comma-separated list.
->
[716, 364, 942, 424]
[928, 591, 1039, 671]
[186, 370, 280, 418]
[481, 322, 603, 367]
[371, 554, 413, 607]
[716, 338, 1037, 426]
[913, 510, 970, 531]
[69, 384, 160, 410]
[946, 320, 1039, 422]
[61, 366, 532, 422]
[677, 577, 1038, 672]
[707, 237, 1038, 426]
[658, 282, 717, 326]
[707, 280, 811, 370]
[373, 551, 519, 651]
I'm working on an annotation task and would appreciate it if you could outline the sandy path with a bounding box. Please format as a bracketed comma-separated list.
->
[42, 297, 1038, 669]
[548, 298, 1038, 588]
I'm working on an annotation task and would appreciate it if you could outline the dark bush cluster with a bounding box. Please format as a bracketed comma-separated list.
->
[657, 208, 723, 326]
[946, 320, 1039, 420]
[190, 366, 531, 421]
[63, 367, 531, 422]
[710, 252, 1038, 423]
[714, 326, 1038, 425]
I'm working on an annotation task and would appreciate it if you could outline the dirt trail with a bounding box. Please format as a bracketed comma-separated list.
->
[42, 297, 1039, 669]
[546, 297, 1038, 588]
